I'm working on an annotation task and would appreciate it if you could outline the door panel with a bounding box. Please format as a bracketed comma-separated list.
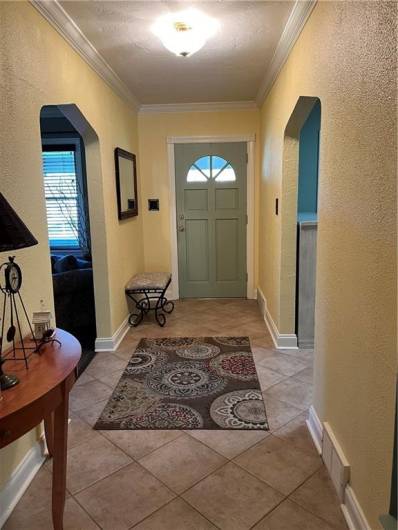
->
[215, 218, 239, 281]
[215, 188, 239, 209]
[175, 142, 247, 298]
[184, 189, 208, 210]
[185, 219, 209, 282]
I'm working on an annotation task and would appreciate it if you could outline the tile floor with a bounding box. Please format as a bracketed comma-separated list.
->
[5, 299, 348, 529]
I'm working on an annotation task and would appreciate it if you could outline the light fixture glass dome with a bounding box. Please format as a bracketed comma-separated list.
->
[152, 9, 218, 57]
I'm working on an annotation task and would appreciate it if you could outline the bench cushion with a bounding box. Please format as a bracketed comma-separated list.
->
[125, 272, 171, 292]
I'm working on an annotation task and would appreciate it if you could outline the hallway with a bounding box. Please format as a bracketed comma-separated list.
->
[5, 300, 347, 530]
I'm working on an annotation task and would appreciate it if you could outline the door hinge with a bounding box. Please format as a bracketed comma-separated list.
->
[246, 152, 248, 164]
[246, 214, 248, 225]
[246, 272, 248, 282]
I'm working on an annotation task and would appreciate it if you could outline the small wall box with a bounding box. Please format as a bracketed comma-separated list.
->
[32, 311, 52, 340]
[148, 199, 159, 211]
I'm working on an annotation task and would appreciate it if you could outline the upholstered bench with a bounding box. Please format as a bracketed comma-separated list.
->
[125, 272, 174, 327]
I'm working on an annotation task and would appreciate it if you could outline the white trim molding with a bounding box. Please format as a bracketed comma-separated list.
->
[306, 405, 323, 454]
[0, 438, 46, 528]
[256, 0, 317, 105]
[305, 408, 372, 530]
[140, 101, 258, 113]
[167, 134, 256, 145]
[30, 0, 139, 110]
[95, 315, 130, 352]
[342, 486, 372, 530]
[167, 135, 256, 301]
[257, 287, 298, 348]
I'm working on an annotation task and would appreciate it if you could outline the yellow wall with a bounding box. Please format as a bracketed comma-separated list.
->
[258, 2, 397, 527]
[0, 2, 143, 488]
[138, 109, 260, 282]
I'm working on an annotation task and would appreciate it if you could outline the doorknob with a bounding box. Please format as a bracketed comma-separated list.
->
[178, 225, 185, 232]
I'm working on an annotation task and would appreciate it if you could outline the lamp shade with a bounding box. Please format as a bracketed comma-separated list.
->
[0, 193, 38, 252]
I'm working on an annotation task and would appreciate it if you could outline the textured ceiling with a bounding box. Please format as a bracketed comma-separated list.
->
[59, 1, 294, 104]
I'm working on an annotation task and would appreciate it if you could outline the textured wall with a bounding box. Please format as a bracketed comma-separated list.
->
[138, 110, 260, 281]
[258, 2, 397, 527]
[0, 1, 144, 487]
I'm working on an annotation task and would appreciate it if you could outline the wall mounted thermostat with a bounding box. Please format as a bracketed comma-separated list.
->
[148, 199, 160, 211]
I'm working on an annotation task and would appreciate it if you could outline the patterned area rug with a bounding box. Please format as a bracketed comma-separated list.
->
[94, 337, 269, 430]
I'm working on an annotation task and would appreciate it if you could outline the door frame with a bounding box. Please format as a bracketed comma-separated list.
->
[167, 135, 256, 300]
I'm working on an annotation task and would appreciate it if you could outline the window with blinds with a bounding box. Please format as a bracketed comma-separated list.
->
[42, 148, 80, 249]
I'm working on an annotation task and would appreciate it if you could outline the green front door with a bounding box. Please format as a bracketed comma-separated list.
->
[175, 142, 247, 298]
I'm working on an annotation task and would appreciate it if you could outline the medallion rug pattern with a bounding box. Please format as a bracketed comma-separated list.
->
[94, 336, 269, 430]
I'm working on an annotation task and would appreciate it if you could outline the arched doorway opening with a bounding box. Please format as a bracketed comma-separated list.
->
[39, 104, 110, 372]
[280, 96, 321, 348]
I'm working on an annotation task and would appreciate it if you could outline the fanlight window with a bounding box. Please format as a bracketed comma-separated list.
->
[187, 155, 236, 182]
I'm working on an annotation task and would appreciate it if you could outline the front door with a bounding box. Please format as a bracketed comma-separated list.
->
[175, 142, 247, 298]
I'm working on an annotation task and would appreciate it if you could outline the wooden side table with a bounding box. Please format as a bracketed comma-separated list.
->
[0, 329, 81, 530]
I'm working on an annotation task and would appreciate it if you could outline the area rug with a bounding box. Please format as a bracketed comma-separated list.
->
[94, 337, 268, 430]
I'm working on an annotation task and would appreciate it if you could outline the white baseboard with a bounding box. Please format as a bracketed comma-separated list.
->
[256, 287, 298, 349]
[305, 408, 371, 530]
[323, 422, 350, 502]
[306, 405, 323, 454]
[95, 315, 129, 352]
[0, 438, 46, 528]
[342, 486, 372, 530]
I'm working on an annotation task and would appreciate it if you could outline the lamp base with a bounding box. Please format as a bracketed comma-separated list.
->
[0, 372, 19, 390]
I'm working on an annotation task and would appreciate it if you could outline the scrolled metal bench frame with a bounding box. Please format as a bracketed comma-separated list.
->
[125, 276, 174, 327]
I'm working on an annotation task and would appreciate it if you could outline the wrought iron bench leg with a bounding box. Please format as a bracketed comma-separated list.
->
[126, 277, 174, 327]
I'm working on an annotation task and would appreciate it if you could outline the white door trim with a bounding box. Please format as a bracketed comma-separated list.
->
[167, 135, 256, 300]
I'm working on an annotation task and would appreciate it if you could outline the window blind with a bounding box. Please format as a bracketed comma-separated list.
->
[42, 149, 79, 248]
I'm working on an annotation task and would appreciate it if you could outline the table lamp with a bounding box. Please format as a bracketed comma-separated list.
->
[0, 193, 38, 390]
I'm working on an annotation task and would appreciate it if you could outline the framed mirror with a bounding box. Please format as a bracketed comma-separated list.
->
[114, 147, 138, 220]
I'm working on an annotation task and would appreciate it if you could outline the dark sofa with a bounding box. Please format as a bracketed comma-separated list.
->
[51, 255, 96, 373]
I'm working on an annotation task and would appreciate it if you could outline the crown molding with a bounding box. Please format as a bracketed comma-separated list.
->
[256, 0, 317, 106]
[139, 101, 258, 114]
[30, 0, 139, 110]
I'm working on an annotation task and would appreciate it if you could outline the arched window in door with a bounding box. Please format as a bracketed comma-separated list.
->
[187, 155, 236, 182]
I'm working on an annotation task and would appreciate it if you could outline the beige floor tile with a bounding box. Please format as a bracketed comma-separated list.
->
[234, 434, 322, 495]
[4, 497, 99, 530]
[67, 413, 103, 449]
[273, 411, 318, 455]
[256, 364, 288, 391]
[294, 365, 314, 385]
[100, 429, 183, 459]
[281, 348, 314, 363]
[252, 498, 336, 530]
[52, 433, 132, 494]
[252, 346, 273, 364]
[96, 368, 124, 389]
[74, 370, 95, 386]
[139, 433, 226, 493]
[264, 377, 313, 411]
[3, 466, 58, 521]
[75, 462, 175, 530]
[85, 352, 127, 379]
[290, 467, 348, 528]
[133, 498, 217, 530]
[75, 398, 109, 426]
[69, 379, 113, 412]
[183, 462, 284, 530]
[263, 395, 303, 431]
[185, 429, 269, 459]
[258, 351, 309, 376]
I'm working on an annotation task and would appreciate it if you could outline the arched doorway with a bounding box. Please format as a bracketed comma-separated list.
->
[280, 96, 321, 348]
[39, 104, 110, 372]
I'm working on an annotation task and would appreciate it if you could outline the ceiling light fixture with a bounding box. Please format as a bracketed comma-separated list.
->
[152, 9, 218, 57]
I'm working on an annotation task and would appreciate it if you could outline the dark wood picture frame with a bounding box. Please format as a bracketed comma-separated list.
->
[114, 147, 138, 220]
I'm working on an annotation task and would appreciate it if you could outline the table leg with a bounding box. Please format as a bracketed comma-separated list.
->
[44, 412, 54, 457]
[52, 384, 69, 530]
